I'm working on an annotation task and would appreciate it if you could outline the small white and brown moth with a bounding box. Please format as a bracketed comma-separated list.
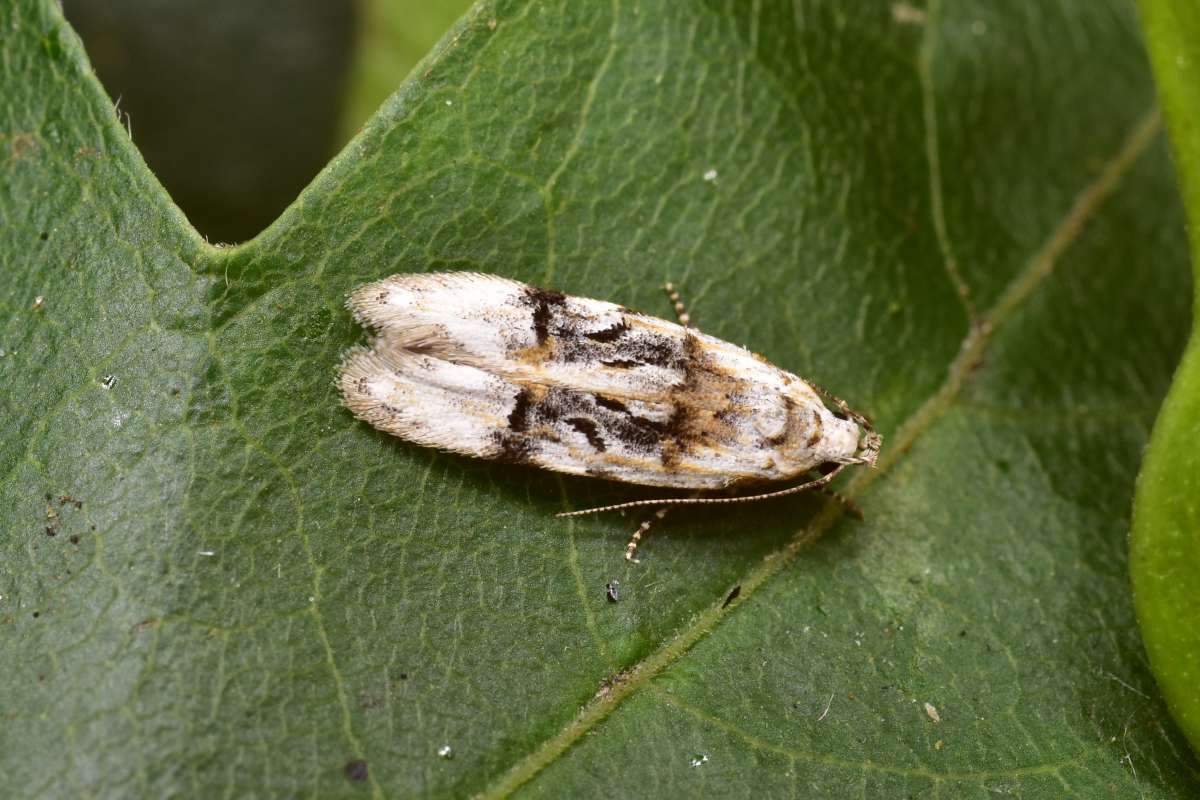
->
[339, 272, 881, 560]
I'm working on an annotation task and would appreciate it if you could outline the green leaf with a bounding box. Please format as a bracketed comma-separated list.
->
[2, 1, 1198, 798]
[1132, 0, 1200, 759]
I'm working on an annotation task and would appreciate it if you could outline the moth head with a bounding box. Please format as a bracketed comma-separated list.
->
[825, 402, 881, 468]
[781, 385, 881, 471]
[855, 428, 882, 468]
[807, 403, 862, 466]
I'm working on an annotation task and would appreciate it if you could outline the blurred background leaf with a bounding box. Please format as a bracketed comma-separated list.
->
[338, 0, 475, 144]
[62, 0, 472, 243]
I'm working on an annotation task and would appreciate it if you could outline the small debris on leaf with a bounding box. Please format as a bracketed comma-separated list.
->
[343, 759, 369, 781]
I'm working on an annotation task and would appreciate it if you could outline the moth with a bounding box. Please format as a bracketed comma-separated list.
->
[339, 272, 881, 560]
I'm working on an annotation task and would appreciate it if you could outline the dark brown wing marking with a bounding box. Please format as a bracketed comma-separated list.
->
[566, 417, 607, 451]
[510, 290, 686, 374]
[656, 334, 746, 463]
[492, 431, 535, 464]
[508, 388, 534, 432]
[583, 320, 630, 342]
[521, 285, 568, 344]
[498, 386, 673, 460]
[594, 396, 629, 413]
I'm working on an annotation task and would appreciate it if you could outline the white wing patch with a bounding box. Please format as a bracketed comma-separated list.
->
[340, 346, 517, 459]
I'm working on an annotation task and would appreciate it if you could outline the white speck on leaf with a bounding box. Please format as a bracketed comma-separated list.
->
[32, 295, 44, 310]
[703, 169, 718, 182]
[198, 550, 215, 557]
[818, 692, 834, 721]
[924, 702, 941, 723]
[437, 745, 453, 759]
[689, 754, 708, 767]
[1102, 670, 1150, 699]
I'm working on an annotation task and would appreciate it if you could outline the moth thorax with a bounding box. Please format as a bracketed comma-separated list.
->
[777, 388, 861, 472]
[810, 407, 862, 464]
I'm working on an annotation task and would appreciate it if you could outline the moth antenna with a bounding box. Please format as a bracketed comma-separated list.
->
[556, 464, 848, 518]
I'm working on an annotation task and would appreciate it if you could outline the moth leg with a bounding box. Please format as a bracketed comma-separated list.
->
[662, 282, 692, 328]
[626, 507, 670, 562]
[818, 487, 864, 520]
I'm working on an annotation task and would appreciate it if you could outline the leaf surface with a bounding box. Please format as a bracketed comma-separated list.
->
[2, 1, 1198, 797]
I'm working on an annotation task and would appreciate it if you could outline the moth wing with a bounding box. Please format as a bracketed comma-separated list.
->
[348, 272, 688, 400]
[339, 346, 516, 460]
[340, 344, 695, 484]
[349, 272, 537, 364]
[343, 273, 835, 489]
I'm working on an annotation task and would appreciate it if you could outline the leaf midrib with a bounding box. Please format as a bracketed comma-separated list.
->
[480, 106, 1164, 800]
